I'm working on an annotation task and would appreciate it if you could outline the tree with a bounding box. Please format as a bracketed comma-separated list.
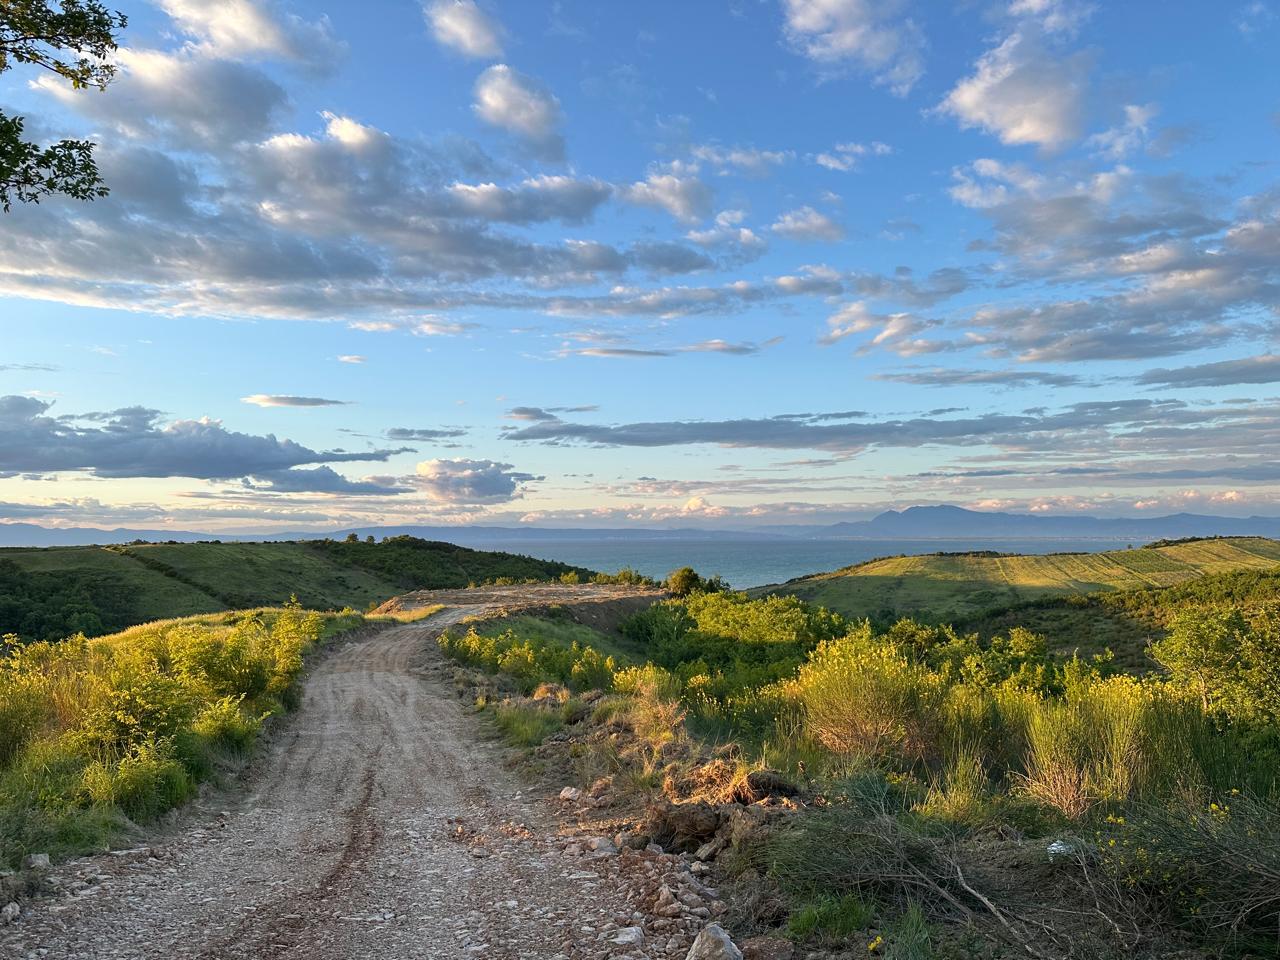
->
[0, 1, 127, 211]
[665, 566, 703, 597]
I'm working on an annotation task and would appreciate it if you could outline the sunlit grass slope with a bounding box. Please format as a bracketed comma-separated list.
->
[1, 537, 592, 641]
[764, 537, 1280, 624]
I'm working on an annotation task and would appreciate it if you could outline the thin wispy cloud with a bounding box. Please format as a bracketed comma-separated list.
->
[241, 395, 349, 408]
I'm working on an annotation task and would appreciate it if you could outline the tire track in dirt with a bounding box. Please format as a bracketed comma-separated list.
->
[4, 588, 675, 960]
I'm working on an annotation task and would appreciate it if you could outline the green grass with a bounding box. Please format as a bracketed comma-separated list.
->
[764, 537, 1280, 627]
[113, 542, 401, 611]
[0, 604, 358, 865]
[470, 613, 644, 664]
[492, 702, 565, 746]
[1, 538, 595, 642]
[1, 545, 225, 631]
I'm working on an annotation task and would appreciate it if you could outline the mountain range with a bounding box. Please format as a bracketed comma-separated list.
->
[2, 506, 1280, 548]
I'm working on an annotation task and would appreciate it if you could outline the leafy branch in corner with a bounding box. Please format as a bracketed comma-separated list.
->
[0, 0, 127, 211]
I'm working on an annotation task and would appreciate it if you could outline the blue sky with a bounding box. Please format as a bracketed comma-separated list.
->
[0, 0, 1278, 532]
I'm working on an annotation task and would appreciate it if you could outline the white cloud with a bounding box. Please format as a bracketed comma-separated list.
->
[1234, 1, 1275, 34]
[337, 355, 366, 364]
[820, 301, 944, 354]
[690, 144, 792, 176]
[937, 27, 1089, 149]
[623, 164, 713, 223]
[770, 205, 844, 241]
[33, 47, 287, 148]
[155, 0, 344, 70]
[686, 209, 767, 253]
[446, 175, 611, 224]
[812, 140, 892, 171]
[414, 458, 539, 503]
[781, 0, 926, 95]
[1087, 103, 1157, 160]
[241, 394, 348, 407]
[473, 64, 564, 159]
[425, 0, 504, 58]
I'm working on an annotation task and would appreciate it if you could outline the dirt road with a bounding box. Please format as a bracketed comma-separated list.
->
[3, 596, 682, 960]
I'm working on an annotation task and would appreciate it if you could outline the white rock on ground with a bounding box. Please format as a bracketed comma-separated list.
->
[685, 924, 743, 960]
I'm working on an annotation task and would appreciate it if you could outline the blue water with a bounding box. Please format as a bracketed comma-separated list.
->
[473, 538, 1139, 589]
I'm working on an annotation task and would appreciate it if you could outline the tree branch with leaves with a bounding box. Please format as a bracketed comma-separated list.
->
[0, 0, 126, 211]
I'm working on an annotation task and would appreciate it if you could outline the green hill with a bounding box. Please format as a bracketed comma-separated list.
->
[0, 537, 591, 641]
[761, 537, 1280, 628]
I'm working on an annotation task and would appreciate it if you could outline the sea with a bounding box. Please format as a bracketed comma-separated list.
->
[469, 538, 1140, 590]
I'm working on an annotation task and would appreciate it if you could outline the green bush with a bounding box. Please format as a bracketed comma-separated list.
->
[438, 624, 619, 694]
[796, 628, 945, 764]
[0, 602, 335, 865]
[80, 739, 192, 822]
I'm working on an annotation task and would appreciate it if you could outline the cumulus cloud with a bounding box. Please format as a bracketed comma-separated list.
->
[945, 165, 1280, 362]
[937, 26, 1089, 149]
[445, 176, 612, 224]
[337, 355, 366, 364]
[623, 164, 713, 223]
[241, 395, 348, 407]
[770, 206, 844, 241]
[473, 64, 565, 159]
[155, 0, 345, 70]
[246, 466, 409, 495]
[414, 458, 540, 503]
[820, 302, 945, 355]
[425, 0, 505, 58]
[0, 395, 402, 480]
[1137, 355, 1280, 388]
[33, 48, 288, 148]
[781, 0, 927, 95]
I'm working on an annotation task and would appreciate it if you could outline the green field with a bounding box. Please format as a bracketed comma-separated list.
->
[0, 537, 591, 641]
[762, 537, 1280, 627]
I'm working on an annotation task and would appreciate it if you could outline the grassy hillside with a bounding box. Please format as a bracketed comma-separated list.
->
[763, 537, 1280, 625]
[959, 564, 1280, 669]
[112, 542, 403, 611]
[0, 537, 592, 641]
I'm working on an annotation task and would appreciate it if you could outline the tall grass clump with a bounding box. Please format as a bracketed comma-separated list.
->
[795, 627, 945, 765]
[0, 602, 333, 865]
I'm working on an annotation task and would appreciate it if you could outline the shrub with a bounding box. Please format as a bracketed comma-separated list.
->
[80, 740, 192, 822]
[192, 696, 262, 753]
[0, 602, 333, 866]
[1099, 793, 1280, 954]
[796, 630, 944, 764]
[1020, 677, 1150, 817]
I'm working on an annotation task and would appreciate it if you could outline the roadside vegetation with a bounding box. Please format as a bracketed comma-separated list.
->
[440, 565, 1280, 958]
[0, 602, 364, 867]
